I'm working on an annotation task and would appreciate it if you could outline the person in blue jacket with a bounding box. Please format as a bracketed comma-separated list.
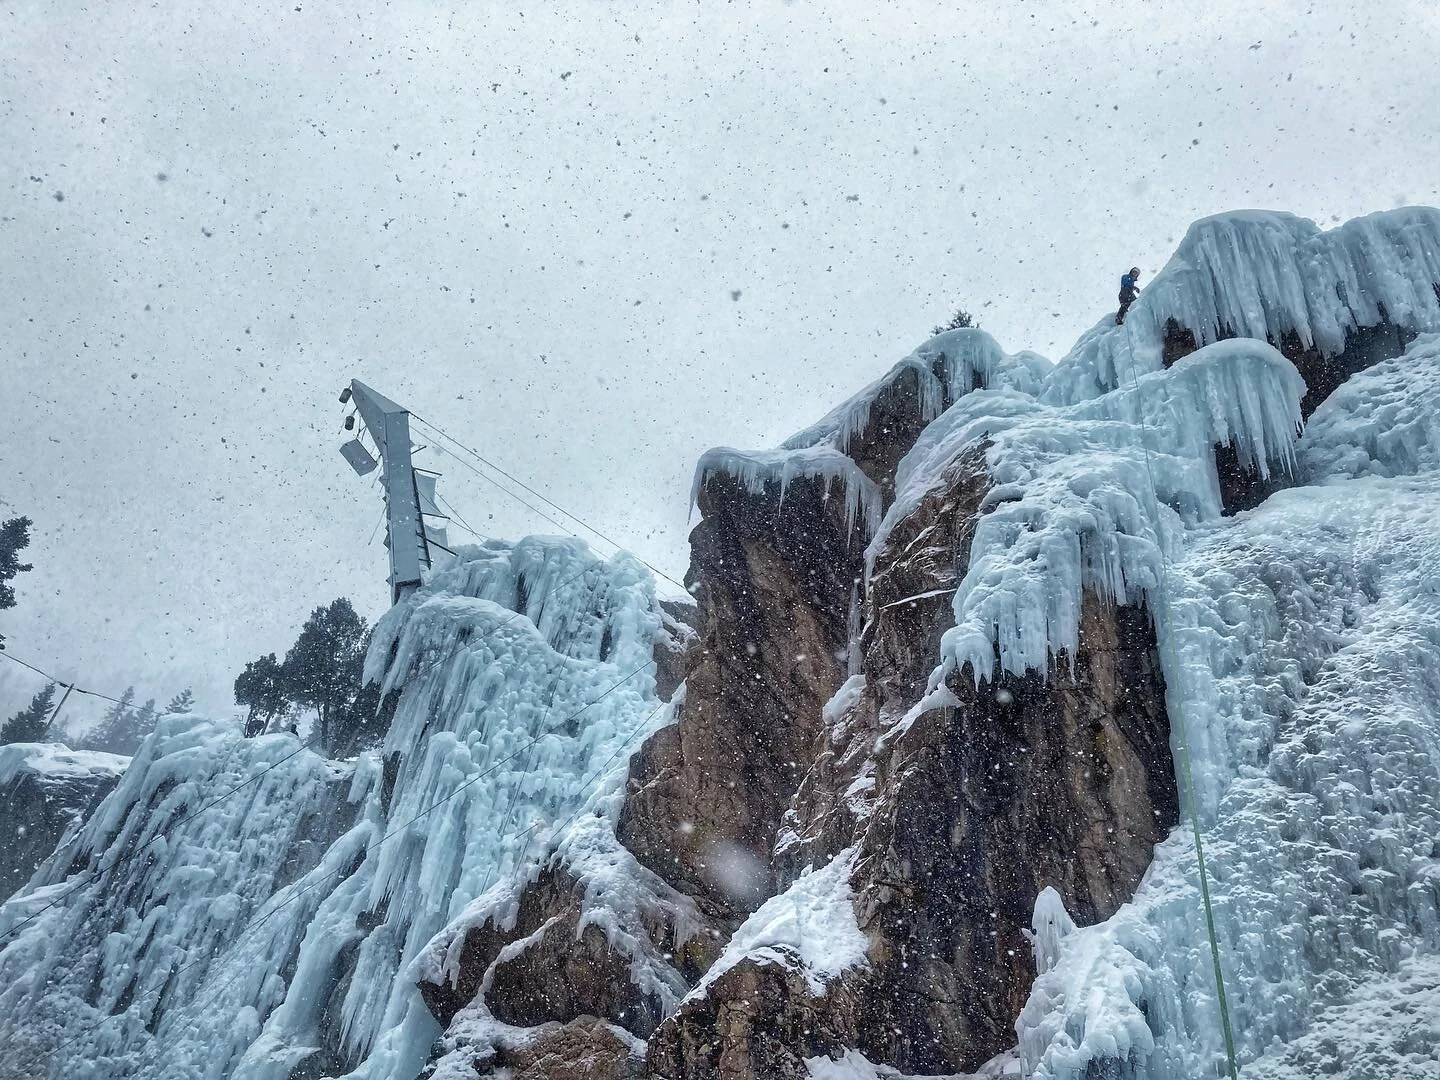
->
[1116, 267, 1141, 325]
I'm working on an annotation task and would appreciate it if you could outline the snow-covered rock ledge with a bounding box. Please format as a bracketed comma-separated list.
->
[0, 742, 129, 900]
[692, 445, 883, 536]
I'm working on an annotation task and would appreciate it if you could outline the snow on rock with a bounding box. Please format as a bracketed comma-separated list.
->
[0, 742, 129, 787]
[864, 215, 1440, 1078]
[263, 537, 672, 1080]
[692, 330, 1051, 540]
[414, 694, 703, 1078]
[783, 328, 1052, 454]
[412, 687, 700, 1008]
[692, 445, 883, 536]
[870, 337, 1304, 689]
[1301, 331, 1440, 480]
[690, 846, 869, 999]
[0, 743, 130, 905]
[1043, 207, 1440, 405]
[546, 773, 703, 1011]
[804, 1046, 1020, 1079]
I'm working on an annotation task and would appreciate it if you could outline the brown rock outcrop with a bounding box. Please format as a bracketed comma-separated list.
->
[842, 592, 1176, 1073]
[646, 960, 858, 1080]
[617, 469, 865, 919]
[414, 217, 1440, 1080]
[652, 444, 1178, 1077]
[415, 384, 1183, 1078]
[441, 1016, 643, 1080]
[418, 866, 695, 1041]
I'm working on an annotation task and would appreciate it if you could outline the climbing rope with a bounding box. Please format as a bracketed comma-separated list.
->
[1120, 354, 1241, 1080]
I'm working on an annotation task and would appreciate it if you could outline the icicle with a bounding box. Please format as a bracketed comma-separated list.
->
[1044, 207, 1440, 406]
[845, 579, 863, 677]
[868, 340, 1305, 690]
[691, 446, 883, 537]
[0, 537, 675, 1080]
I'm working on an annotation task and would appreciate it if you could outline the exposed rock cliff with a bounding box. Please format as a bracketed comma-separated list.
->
[0, 743, 128, 900]
[618, 468, 863, 920]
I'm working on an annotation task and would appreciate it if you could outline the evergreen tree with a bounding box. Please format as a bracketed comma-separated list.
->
[132, 698, 159, 748]
[0, 514, 34, 651]
[234, 598, 387, 754]
[932, 308, 976, 335]
[283, 598, 369, 753]
[235, 653, 290, 736]
[166, 689, 195, 714]
[84, 686, 138, 754]
[1, 683, 55, 744]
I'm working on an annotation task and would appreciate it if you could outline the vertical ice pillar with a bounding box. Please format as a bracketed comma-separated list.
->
[348, 380, 430, 604]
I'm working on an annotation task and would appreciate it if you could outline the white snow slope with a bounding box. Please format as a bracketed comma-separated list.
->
[0, 536, 673, 1080]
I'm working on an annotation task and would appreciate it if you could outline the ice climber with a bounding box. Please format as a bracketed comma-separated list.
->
[1115, 266, 1141, 325]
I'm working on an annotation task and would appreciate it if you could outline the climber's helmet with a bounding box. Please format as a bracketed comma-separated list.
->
[1130, 267, 1140, 277]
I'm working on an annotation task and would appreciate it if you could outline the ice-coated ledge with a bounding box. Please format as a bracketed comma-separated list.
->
[691, 444, 884, 536]
[0, 742, 130, 787]
[1044, 207, 1440, 405]
[783, 328, 1053, 456]
[687, 845, 868, 1001]
[688, 331, 1051, 553]
[866, 338, 1305, 690]
[1301, 332, 1440, 480]
[410, 689, 702, 1029]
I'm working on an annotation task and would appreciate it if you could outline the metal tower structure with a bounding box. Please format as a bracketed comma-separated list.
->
[339, 380, 448, 605]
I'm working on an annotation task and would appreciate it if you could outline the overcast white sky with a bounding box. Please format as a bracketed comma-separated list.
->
[4, 0, 1439, 725]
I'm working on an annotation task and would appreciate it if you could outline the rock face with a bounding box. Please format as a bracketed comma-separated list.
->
[424, 1016, 643, 1080]
[645, 960, 858, 1080]
[618, 469, 864, 920]
[480, 1017, 642, 1080]
[419, 866, 682, 1041]
[0, 743, 128, 900]
[643, 444, 1178, 1078]
[842, 595, 1175, 1073]
[416, 352, 1183, 1080]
